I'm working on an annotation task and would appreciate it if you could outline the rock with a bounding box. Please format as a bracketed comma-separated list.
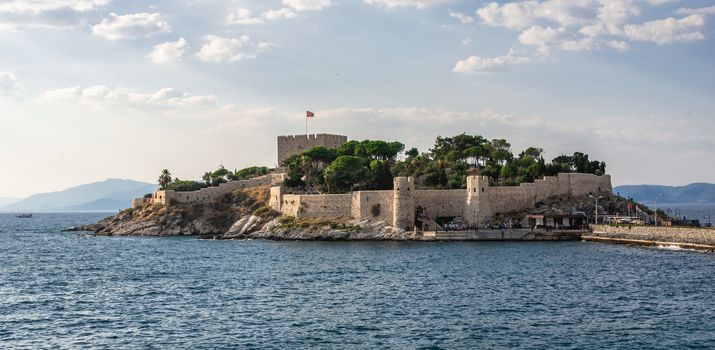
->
[222, 215, 265, 239]
[63, 224, 101, 232]
[232, 218, 423, 241]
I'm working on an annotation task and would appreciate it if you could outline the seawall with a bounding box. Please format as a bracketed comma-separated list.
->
[422, 229, 583, 241]
[585, 225, 715, 251]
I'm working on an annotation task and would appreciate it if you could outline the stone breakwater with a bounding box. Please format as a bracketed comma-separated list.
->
[586, 225, 715, 251]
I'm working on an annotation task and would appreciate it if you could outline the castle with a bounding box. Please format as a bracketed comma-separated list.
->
[134, 133, 612, 230]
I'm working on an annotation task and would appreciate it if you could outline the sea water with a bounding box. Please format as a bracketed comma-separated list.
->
[1, 213, 714, 349]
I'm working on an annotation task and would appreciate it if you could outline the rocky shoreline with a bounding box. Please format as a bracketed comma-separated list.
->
[65, 214, 422, 241]
[63, 186, 422, 241]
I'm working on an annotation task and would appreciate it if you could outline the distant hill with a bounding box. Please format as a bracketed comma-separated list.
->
[0, 179, 156, 212]
[614, 183, 715, 204]
[0, 197, 19, 207]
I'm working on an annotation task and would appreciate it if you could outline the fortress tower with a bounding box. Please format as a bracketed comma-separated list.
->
[464, 175, 491, 226]
[392, 177, 415, 230]
[276, 134, 348, 167]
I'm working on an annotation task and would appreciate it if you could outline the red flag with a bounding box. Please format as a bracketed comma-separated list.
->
[306, 111, 314, 118]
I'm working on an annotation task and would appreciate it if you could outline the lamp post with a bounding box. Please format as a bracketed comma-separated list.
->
[654, 193, 663, 226]
[589, 194, 603, 224]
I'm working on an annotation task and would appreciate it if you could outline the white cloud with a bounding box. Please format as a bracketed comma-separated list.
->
[226, 8, 264, 25]
[262, 8, 298, 20]
[675, 6, 715, 15]
[283, 0, 332, 11]
[226, 7, 297, 25]
[196, 35, 252, 62]
[460, 37, 472, 46]
[474, 0, 707, 55]
[606, 40, 629, 51]
[476, 1, 538, 30]
[257, 41, 280, 52]
[645, 0, 680, 5]
[0, 0, 110, 29]
[624, 15, 706, 45]
[91, 13, 171, 41]
[449, 12, 473, 24]
[41, 85, 216, 109]
[518, 25, 567, 53]
[0, 71, 23, 97]
[363, 0, 454, 9]
[533, 0, 593, 27]
[0, 0, 109, 14]
[147, 38, 188, 63]
[42, 85, 81, 100]
[596, 0, 640, 35]
[578, 23, 605, 37]
[453, 51, 530, 73]
[476, 1, 596, 30]
[561, 37, 594, 50]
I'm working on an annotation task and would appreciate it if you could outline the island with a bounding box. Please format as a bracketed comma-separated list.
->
[72, 131, 657, 243]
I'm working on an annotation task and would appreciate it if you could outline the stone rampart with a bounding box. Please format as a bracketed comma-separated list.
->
[135, 173, 286, 208]
[295, 194, 353, 219]
[279, 194, 302, 217]
[351, 190, 394, 223]
[266, 172, 612, 229]
[277, 134, 347, 166]
[414, 190, 467, 218]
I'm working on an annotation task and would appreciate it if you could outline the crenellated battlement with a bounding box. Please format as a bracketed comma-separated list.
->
[276, 133, 347, 166]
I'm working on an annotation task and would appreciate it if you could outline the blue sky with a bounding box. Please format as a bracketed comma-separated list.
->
[1, 0, 714, 197]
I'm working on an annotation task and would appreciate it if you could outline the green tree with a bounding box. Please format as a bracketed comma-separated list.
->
[405, 147, 419, 158]
[158, 169, 172, 190]
[368, 160, 393, 190]
[324, 156, 369, 193]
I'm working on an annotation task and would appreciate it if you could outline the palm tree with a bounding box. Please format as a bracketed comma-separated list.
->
[158, 169, 172, 190]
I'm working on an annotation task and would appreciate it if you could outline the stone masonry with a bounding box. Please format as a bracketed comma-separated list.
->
[269, 173, 612, 230]
[277, 134, 347, 166]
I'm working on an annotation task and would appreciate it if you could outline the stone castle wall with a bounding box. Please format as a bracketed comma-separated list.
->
[269, 173, 612, 229]
[276, 134, 347, 166]
[139, 173, 285, 208]
[414, 190, 467, 219]
[351, 191, 395, 223]
[295, 194, 353, 219]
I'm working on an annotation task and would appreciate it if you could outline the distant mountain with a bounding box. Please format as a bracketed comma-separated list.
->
[614, 183, 715, 204]
[0, 179, 156, 212]
[59, 198, 132, 212]
[0, 197, 19, 207]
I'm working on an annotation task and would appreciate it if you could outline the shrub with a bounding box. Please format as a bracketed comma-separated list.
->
[278, 216, 295, 224]
[167, 180, 208, 192]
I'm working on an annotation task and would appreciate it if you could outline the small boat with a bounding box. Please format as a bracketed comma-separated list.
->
[16, 213, 32, 218]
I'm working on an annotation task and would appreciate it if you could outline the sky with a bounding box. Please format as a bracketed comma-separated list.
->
[0, 0, 714, 198]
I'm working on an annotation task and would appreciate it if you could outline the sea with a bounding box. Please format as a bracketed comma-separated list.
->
[1, 212, 715, 349]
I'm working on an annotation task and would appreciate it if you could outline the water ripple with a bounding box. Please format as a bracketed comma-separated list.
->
[1, 213, 715, 349]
